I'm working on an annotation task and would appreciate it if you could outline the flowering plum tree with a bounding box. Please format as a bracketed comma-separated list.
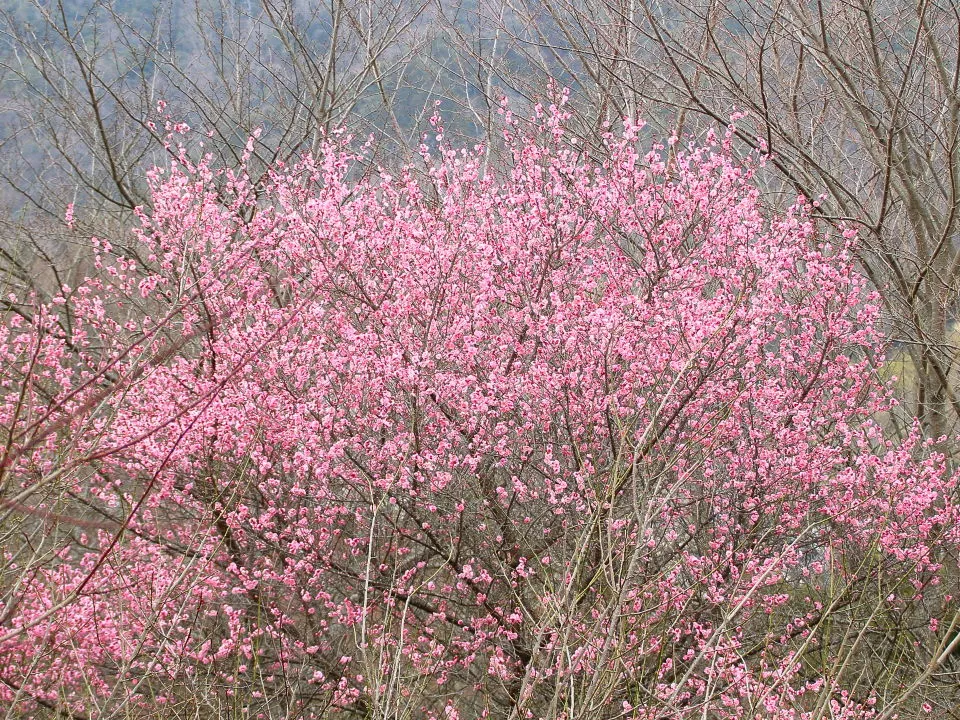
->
[1, 106, 958, 719]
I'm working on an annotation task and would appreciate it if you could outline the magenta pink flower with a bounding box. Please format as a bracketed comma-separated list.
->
[0, 110, 953, 718]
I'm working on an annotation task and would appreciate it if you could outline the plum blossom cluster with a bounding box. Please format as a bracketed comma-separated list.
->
[0, 107, 957, 719]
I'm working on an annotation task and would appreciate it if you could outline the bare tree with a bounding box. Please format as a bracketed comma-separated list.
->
[0, 0, 435, 308]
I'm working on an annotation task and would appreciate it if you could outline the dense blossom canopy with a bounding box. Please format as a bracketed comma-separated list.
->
[0, 107, 957, 719]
